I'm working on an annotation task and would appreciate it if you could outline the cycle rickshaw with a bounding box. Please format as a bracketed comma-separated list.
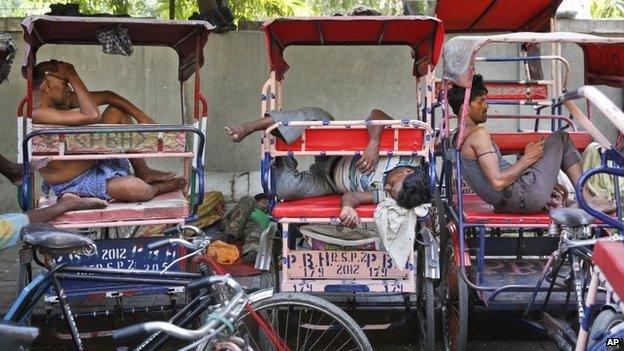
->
[436, 32, 624, 350]
[254, 16, 444, 349]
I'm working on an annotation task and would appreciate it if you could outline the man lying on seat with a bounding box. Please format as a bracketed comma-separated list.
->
[32, 60, 186, 203]
[448, 74, 615, 214]
[225, 107, 431, 228]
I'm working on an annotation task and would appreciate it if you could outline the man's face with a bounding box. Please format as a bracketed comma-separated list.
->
[467, 94, 488, 125]
[384, 166, 415, 200]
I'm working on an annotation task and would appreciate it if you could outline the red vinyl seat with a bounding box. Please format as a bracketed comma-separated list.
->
[491, 131, 592, 154]
[593, 240, 624, 299]
[459, 194, 552, 225]
[272, 195, 376, 219]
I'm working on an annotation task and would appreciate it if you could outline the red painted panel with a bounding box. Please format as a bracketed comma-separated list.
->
[272, 195, 376, 219]
[593, 241, 624, 299]
[275, 128, 425, 152]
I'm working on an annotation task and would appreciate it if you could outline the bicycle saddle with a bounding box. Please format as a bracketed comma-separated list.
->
[20, 223, 93, 252]
[0, 320, 39, 351]
[549, 208, 596, 227]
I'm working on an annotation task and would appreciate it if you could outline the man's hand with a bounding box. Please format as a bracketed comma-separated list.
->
[55, 61, 77, 79]
[340, 206, 360, 228]
[357, 141, 380, 174]
[522, 139, 545, 165]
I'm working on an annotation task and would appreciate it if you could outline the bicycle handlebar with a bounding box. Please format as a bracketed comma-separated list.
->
[147, 225, 209, 252]
[561, 231, 624, 249]
[113, 275, 246, 342]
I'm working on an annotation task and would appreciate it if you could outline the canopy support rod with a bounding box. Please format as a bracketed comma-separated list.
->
[32, 27, 44, 46]
[269, 28, 285, 52]
[525, 5, 556, 31]
[468, 0, 497, 31]
[377, 22, 389, 45]
[315, 21, 324, 45]
[172, 28, 199, 50]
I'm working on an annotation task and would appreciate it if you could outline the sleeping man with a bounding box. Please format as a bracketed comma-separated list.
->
[225, 107, 432, 228]
[32, 60, 186, 202]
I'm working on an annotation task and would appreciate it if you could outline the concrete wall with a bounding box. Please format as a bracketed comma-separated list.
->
[0, 18, 622, 211]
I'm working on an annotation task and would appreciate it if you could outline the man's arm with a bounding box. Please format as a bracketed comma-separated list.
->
[340, 191, 374, 228]
[358, 109, 393, 173]
[68, 91, 155, 124]
[469, 127, 544, 191]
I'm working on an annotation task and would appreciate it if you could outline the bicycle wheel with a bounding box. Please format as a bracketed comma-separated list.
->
[236, 293, 372, 351]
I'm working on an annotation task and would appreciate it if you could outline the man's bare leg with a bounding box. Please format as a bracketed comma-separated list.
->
[27, 194, 108, 223]
[106, 175, 186, 202]
[564, 163, 616, 214]
[0, 154, 50, 186]
[225, 116, 275, 142]
[101, 105, 175, 183]
[0, 153, 23, 185]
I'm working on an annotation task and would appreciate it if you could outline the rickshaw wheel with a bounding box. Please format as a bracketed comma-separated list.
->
[441, 242, 468, 351]
[589, 309, 624, 345]
[417, 244, 435, 351]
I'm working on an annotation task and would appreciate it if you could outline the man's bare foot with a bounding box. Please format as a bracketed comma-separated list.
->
[587, 194, 617, 215]
[224, 125, 250, 143]
[582, 187, 617, 215]
[135, 168, 176, 184]
[59, 193, 108, 211]
[152, 177, 187, 195]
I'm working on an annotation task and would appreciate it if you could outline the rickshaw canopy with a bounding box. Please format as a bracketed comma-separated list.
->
[435, 0, 562, 32]
[443, 32, 624, 88]
[21, 16, 214, 82]
[263, 16, 445, 80]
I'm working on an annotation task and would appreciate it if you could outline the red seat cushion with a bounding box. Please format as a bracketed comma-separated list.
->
[459, 194, 552, 225]
[491, 131, 592, 154]
[272, 195, 376, 219]
[275, 128, 424, 153]
[593, 241, 624, 299]
[38, 191, 188, 225]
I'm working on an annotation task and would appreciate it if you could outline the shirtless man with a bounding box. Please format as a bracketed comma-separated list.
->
[448, 74, 614, 214]
[225, 107, 431, 228]
[32, 60, 185, 202]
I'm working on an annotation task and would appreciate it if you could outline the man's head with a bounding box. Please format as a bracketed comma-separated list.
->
[384, 164, 431, 209]
[33, 60, 71, 105]
[448, 74, 489, 125]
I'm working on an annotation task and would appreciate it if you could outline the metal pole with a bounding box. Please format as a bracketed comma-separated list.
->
[170, 0, 175, 19]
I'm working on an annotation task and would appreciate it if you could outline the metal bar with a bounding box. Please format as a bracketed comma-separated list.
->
[31, 153, 193, 161]
[60, 266, 201, 279]
[467, 0, 497, 31]
[478, 226, 486, 284]
[52, 218, 185, 229]
[56, 273, 190, 286]
[377, 21, 389, 45]
[277, 217, 376, 224]
[315, 21, 324, 45]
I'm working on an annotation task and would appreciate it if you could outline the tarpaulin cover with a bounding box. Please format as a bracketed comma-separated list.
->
[263, 16, 444, 80]
[21, 16, 214, 82]
[435, 0, 562, 32]
[443, 32, 624, 88]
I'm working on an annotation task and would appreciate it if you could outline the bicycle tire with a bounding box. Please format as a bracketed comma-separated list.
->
[589, 309, 624, 346]
[236, 292, 372, 351]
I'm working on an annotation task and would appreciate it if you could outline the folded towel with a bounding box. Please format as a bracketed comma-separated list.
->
[374, 197, 430, 269]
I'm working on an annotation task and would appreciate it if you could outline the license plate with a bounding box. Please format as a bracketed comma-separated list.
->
[286, 250, 411, 279]
[49, 237, 185, 272]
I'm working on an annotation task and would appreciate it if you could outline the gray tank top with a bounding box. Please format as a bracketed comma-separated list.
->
[460, 141, 512, 207]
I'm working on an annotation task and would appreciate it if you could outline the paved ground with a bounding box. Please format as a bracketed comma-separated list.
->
[1, 246, 558, 350]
